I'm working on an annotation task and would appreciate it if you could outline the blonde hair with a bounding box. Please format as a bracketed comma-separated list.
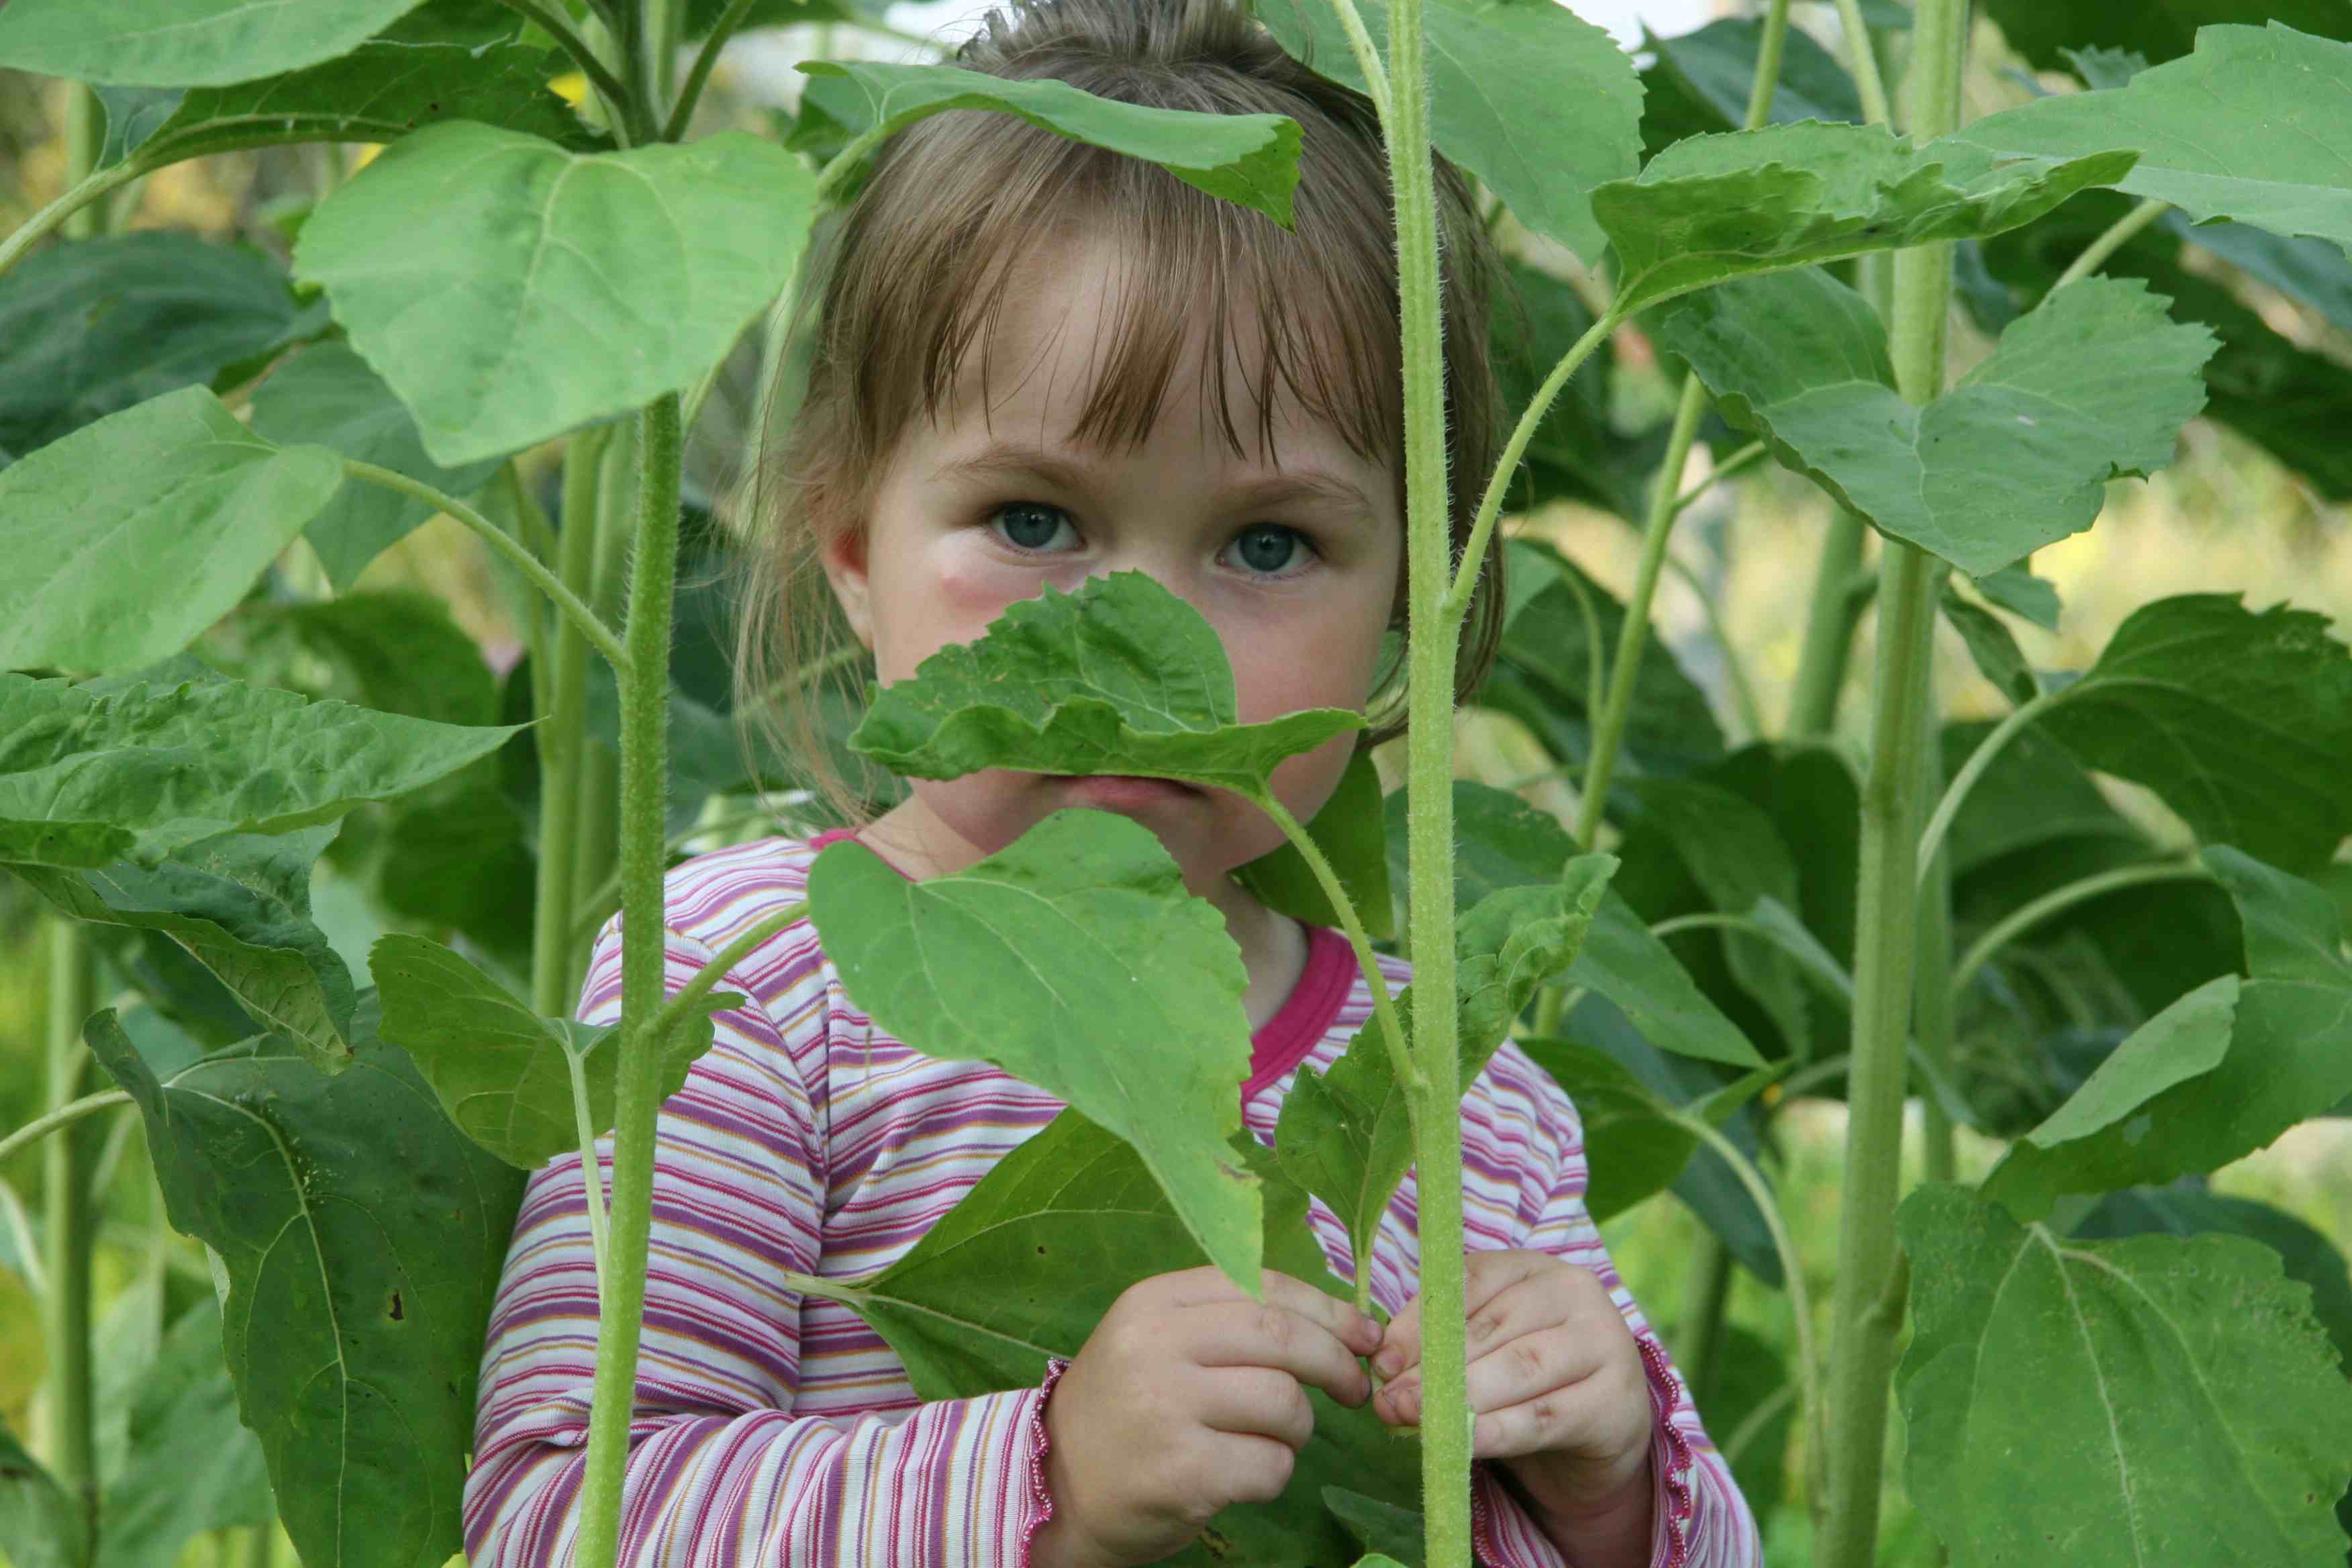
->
[730, 0, 1511, 824]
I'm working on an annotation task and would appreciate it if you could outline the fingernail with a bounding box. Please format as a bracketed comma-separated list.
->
[1372, 1349, 1402, 1377]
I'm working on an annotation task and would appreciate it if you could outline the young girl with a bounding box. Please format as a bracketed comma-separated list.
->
[461, 2, 1759, 1565]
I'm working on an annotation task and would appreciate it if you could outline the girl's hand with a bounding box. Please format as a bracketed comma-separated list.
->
[1029, 1267, 1381, 1568]
[1370, 1250, 1657, 1540]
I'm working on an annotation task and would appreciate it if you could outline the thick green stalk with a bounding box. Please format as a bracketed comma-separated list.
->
[42, 923, 100, 1549]
[571, 424, 641, 959]
[1910, 653, 1957, 1184]
[1818, 0, 1967, 1557]
[531, 430, 610, 1020]
[1384, 0, 1471, 1555]
[573, 391, 685, 1568]
[62, 87, 109, 242]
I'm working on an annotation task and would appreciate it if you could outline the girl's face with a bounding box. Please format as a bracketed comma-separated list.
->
[820, 227, 1403, 898]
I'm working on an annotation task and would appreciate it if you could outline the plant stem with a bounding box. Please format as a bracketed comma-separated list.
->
[0, 160, 142, 281]
[1661, 548, 1765, 744]
[573, 390, 684, 1568]
[1949, 862, 2211, 1003]
[644, 0, 682, 126]
[1819, 0, 1966, 1555]
[565, 1044, 611, 1283]
[665, 0, 755, 140]
[1783, 509, 1869, 737]
[1672, 440, 1766, 521]
[1913, 685, 2065, 886]
[342, 459, 630, 674]
[1387, 0, 1473, 1551]
[62, 87, 109, 242]
[1912, 652, 1957, 1185]
[531, 429, 610, 1019]
[501, 0, 644, 143]
[571, 424, 642, 951]
[1675, 1234, 1734, 1410]
[2049, 198, 2169, 293]
[646, 902, 808, 1046]
[1251, 791, 1425, 1103]
[0, 1089, 130, 1172]
[1574, 375, 1708, 845]
[40, 924, 100, 1549]
[1828, 0, 1894, 126]
[1324, 0, 1393, 126]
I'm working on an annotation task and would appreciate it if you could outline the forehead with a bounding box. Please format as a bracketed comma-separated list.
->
[937, 224, 1387, 477]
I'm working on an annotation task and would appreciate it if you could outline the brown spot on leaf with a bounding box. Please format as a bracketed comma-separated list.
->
[388, 1290, 405, 1321]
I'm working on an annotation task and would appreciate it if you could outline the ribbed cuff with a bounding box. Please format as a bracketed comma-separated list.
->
[1017, 1357, 1074, 1568]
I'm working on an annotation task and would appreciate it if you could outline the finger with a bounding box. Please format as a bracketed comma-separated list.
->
[1471, 1353, 1646, 1461]
[1462, 1248, 1558, 1321]
[1204, 1432, 1298, 1508]
[1162, 1268, 1383, 1356]
[1194, 1365, 1317, 1450]
[1465, 1273, 1583, 1362]
[1182, 1300, 1373, 1408]
[1372, 1292, 1422, 1381]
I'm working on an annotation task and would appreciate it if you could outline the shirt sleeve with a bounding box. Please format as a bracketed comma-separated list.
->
[1467, 1055, 1764, 1568]
[460, 910, 1063, 1568]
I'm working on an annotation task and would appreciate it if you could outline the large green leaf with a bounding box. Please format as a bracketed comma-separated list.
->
[9, 826, 357, 1074]
[249, 344, 507, 591]
[87, 1001, 526, 1568]
[97, 1300, 275, 1568]
[1255, 0, 1642, 264]
[107, 0, 596, 171]
[840, 1108, 1414, 1566]
[1510, 1036, 1771, 1222]
[795, 59, 1302, 230]
[1275, 856, 1616, 1266]
[1984, 847, 2352, 1220]
[1896, 1183, 2352, 1566]
[0, 670, 519, 869]
[247, 590, 498, 728]
[1410, 781, 1765, 1069]
[295, 122, 819, 466]
[1941, 722, 2144, 876]
[808, 808, 1265, 1288]
[0, 1416, 83, 1568]
[1655, 269, 2214, 575]
[1591, 121, 2136, 317]
[1488, 261, 1661, 521]
[0, 233, 317, 462]
[1961, 24, 2352, 256]
[2037, 595, 2352, 872]
[1233, 743, 1394, 938]
[0, 387, 346, 674]
[0, 0, 428, 87]
[1983, 0, 2352, 72]
[2075, 1183, 2352, 1366]
[852, 571, 1361, 794]
[371, 932, 740, 1169]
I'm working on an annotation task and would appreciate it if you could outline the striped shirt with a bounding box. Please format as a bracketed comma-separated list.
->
[462, 832, 1761, 1567]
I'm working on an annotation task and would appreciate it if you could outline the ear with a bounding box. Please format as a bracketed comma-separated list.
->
[817, 526, 875, 650]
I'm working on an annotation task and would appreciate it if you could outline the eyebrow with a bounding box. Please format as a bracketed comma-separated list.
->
[928, 440, 1379, 519]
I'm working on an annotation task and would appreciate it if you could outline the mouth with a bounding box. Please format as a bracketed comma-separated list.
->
[1050, 773, 1204, 802]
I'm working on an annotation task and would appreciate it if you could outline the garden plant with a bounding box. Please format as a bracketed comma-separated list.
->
[3, 0, 2352, 1565]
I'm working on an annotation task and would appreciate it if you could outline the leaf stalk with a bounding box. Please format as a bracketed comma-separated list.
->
[1912, 683, 2066, 887]
[1948, 861, 2211, 1003]
[2049, 197, 2171, 294]
[1324, 0, 1394, 127]
[499, 0, 646, 143]
[0, 160, 142, 282]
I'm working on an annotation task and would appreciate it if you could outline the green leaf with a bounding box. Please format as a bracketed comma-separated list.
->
[295, 122, 819, 467]
[1416, 780, 1766, 1069]
[1983, 0, 2352, 73]
[1488, 261, 1660, 520]
[1592, 121, 2137, 317]
[1942, 722, 2144, 875]
[2075, 1183, 2352, 1367]
[0, 387, 346, 674]
[2037, 595, 2352, 872]
[1656, 269, 2214, 576]
[249, 344, 506, 591]
[1941, 587, 2040, 705]
[1275, 857, 1616, 1263]
[1255, 0, 1642, 264]
[1639, 15, 1863, 154]
[97, 1300, 275, 1568]
[1483, 538, 1724, 793]
[808, 808, 1265, 1288]
[1896, 1183, 2352, 1566]
[0, 233, 317, 463]
[0, 1416, 84, 1568]
[795, 58, 1302, 230]
[851, 571, 1362, 794]
[1972, 561, 2061, 630]
[1961, 23, 2352, 256]
[86, 1001, 527, 1568]
[0, 670, 520, 870]
[371, 932, 741, 1169]
[1233, 744, 1393, 938]
[117, 0, 599, 170]
[9, 826, 358, 1074]
[250, 589, 498, 728]
[1322, 1488, 1424, 1568]
[1984, 846, 2352, 1220]
[840, 1109, 1415, 1565]
[0, 0, 428, 87]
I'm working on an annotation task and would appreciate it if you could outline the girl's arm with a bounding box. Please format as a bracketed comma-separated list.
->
[1468, 1046, 1763, 1568]
[460, 906, 1063, 1568]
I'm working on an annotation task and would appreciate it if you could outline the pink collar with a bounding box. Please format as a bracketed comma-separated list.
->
[807, 827, 1353, 1097]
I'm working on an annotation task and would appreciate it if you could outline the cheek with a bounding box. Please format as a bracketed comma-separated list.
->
[868, 536, 1042, 683]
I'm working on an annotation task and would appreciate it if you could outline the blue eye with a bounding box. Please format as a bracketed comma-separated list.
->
[1230, 524, 1306, 575]
[991, 502, 1074, 552]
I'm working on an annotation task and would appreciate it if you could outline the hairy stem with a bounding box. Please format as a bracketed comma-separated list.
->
[646, 903, 809, 1046]
[0, 160, 142, 281]
[1951, 861, 2211, 1003]
[573, 391, 685, 1568]
[1325, 0, 1393, 125]
[1912, 651, 1957, 1185]
[1387, 0, 1473, 1552]
[532, 430, 611, 1019]
[2051, 198, 2170, 293]
[41, 926, 100, 1549]
[1820, 0, 1967, 1555]
[343, 458, 630, 674]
